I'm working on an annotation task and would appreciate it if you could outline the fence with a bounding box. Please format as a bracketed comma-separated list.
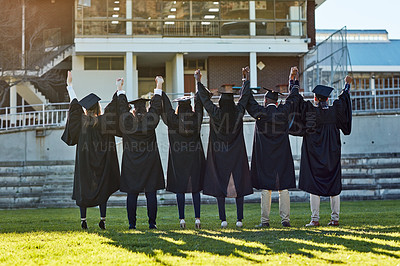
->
[0, 103, 69, 131]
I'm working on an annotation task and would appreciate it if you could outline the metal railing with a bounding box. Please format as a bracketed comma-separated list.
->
[75, 18, 307, 38]
[0, 103, 69, 131]
[351, 88, 400, 112]
[1, 89, 399, 132]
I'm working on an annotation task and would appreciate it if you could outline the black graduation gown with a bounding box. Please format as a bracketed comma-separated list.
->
[61, 98, 120, 207]
[118, 93, 165, 194]
[197, 82, 253, 198]
[291, 88, 352, 196]
[161, 92, 206, 193]
[245, 81, 302, 190]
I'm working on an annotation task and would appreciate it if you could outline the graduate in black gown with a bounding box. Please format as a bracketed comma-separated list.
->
[160, 73, 206, 229]
[243, 66, 302, 228]
[116, 76, 165, 229]
[61, 71, 120, 230]
[290, 75, 353, 227]
[197, 69, 253, 228]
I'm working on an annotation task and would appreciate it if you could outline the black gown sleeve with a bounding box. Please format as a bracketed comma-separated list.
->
[161, 91, 179, 129]
[61, 99, 84, 146]
[288, 81, 309, 136]
[101, 92, 121, 137]
[117, 93, 135, 133]
[146, 94, 162, 130]
[197, 81, 222, 121]
[278, 80, 302, 117]
[242, 81, 264, 119]
[194, 91, 204, 129]
[333, 84, 352, 135]
[236, 80, 251, 116]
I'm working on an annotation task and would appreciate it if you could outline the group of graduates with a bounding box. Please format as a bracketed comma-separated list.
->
[62, 66, 352, 230]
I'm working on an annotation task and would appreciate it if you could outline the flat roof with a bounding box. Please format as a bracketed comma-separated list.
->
[348, 40, 400, 66]
[317, 29, 388, 35]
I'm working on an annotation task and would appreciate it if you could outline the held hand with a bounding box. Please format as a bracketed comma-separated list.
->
[66, 71, 72, 86]
[116, 78, 124, 91]
[289, 67, 298, 80]
[242, 66, 250, 81]
[155, 76, 164, 89]
[345, 75, 353, 84]
[194, 69, 202, 82]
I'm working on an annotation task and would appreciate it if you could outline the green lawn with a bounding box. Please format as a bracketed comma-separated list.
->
[0, 200, 399, 265]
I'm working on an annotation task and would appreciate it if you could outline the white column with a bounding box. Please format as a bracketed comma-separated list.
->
[132, 55, 138, 99]
[250, 52, 257, 88]
[249, 1, 256, 37]
[10, 85, 17, 125]
[126, 0, 132, 35]
[165, 61, 173, 93]
[125, 52, 138, 100]
[173, 53, 185, 95]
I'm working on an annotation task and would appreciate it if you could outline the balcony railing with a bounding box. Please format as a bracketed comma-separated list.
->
[75, 19, 307, 38]
[1, 89, 399, 132]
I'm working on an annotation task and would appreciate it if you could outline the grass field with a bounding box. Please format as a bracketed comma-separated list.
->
[0, 200, 399, 265]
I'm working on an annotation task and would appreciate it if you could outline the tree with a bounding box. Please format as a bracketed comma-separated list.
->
[0, 0, 67, 108]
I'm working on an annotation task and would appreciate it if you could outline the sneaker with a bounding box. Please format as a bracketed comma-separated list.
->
[255, 222, 270, 228]
[149, 224, 158, 229]
[328, 220, 339, 226]
[282, 221, 291, 227]
[221, 221, 228, 228]
[305, 221, 320, 227]
[99, 220, 106, 230]
[81, 220, 88, 230]
[180, 219, 186, 229]
[195, 219, 201, 229]
[129, 225, 136, 230]
[236, 221, 243, 228]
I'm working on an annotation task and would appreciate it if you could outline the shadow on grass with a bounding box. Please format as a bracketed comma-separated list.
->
[0, 201, 399, 264]
[99, 224, 400, 264]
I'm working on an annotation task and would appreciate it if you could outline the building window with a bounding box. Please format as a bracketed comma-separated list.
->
[84, 57, 124, 70]
[184, 59, 206, 70]
[76, 0, 307, 37]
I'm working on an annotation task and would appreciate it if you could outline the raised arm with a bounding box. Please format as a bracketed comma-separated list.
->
[195, 69, 222, 120]
[61, 71, 83, 145]
[236, 66, 250, 115]
[236, 67, 262, 118]
[101, 78, 124, 136]
[333, 75, 352, 135]
[278, 67, 302, 117]
[148, 76, 163, 116]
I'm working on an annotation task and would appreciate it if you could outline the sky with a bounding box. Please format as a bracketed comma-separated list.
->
[316, 0, 400, 39]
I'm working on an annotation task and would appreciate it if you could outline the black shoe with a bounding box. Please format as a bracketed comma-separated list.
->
[99, 220, 106, 230]
[255, 222, 270, 228]
[81, 220, 88, 230]
[129, 224, 136, 230]
[149, 224, 157, 229]
[282, 221, 291, 227]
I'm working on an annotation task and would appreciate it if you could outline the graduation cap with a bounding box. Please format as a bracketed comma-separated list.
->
[218, 84, 237, 94]
[173, 95, 194, 105]
[312, 85, 334, 97]
[78, 93, 101, 110]
[263, 88, 284, 102]
[128, 98, 151, 109]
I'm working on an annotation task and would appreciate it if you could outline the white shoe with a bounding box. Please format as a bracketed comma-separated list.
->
[221, 221, 228, 228]
[195, 219, 201, 229]
[180, 219, 186, 229]
[236, 221, 243, 228]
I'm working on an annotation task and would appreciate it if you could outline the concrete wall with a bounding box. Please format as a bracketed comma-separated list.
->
[71, 56, 125, 102]
[0, 114, 399, 167]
